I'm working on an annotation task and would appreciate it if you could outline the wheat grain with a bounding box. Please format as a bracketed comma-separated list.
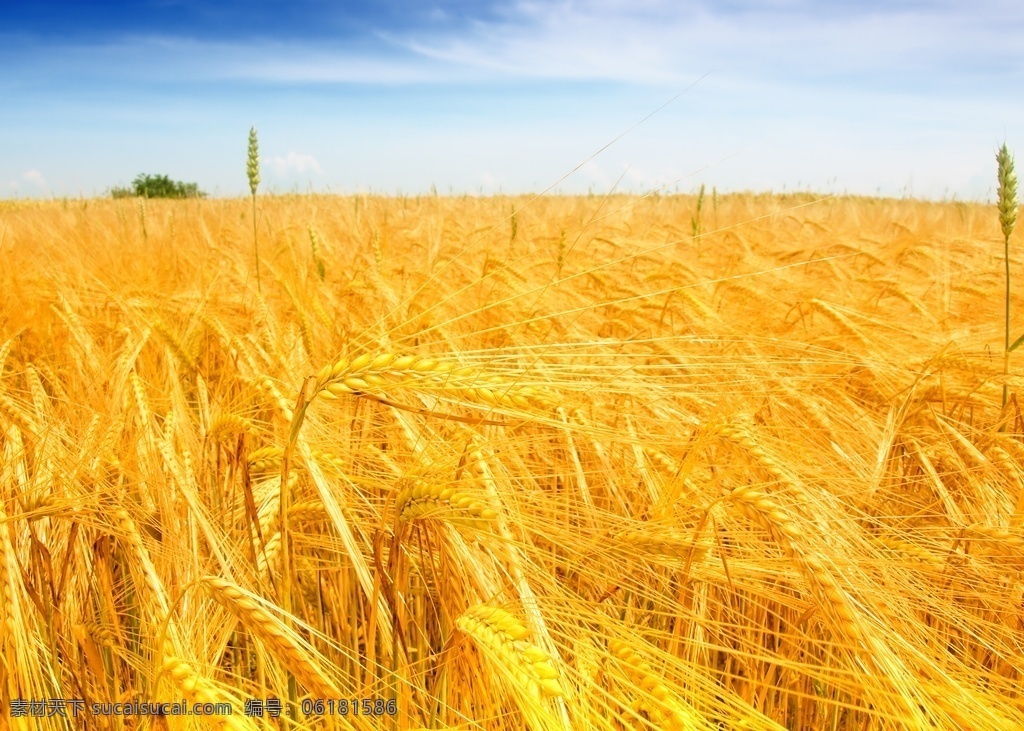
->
[160, 645, 256, 731]
[395, 480, 497, 529]
[456, 604, 564, 700]
[200, 576, 342, 698]
[208, 414, 256, 442]
[607, 638, 701, 730]
[312, 352, 556, 411]
[729, 485, 864, 641]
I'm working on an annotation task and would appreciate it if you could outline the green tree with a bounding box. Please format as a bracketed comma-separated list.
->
[110, 173, 206, 199]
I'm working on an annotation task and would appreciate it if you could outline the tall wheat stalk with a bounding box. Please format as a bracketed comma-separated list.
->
[998, 143, 1019, 412]
[248, 126, 262, 294]
[691, 183, 705, 240]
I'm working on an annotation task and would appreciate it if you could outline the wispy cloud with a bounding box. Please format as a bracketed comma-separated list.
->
[0, 34, 470, 86]
[267, 152, 322, 176]
[4, 1, 1021, 89]
[23, 169, 45, 186]
[392, 0, 1024, 89]
[479, 170, 504, 192]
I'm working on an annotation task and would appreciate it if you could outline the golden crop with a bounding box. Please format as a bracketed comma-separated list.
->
[0, 191, 1020, 729]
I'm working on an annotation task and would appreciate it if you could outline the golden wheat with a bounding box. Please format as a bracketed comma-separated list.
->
[2, 192, 1023, 729]
[456, 604, 564, 700]
[199, 576, 342, 698]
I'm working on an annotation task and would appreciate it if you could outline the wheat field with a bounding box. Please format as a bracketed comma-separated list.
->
[0, 191, 1022, 730]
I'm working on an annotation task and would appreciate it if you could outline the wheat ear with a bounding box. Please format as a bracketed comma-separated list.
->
[252, 376, 294, 423]
[207, 414, 256, 442]
[200, 576, 342, 698]
[616, 527, 708, 564]
[607, 638, 700, 730]
[396, 480, 498, 529]
[0, 392, 37, 439]
[716, 416, 807, 500]
[160, 644, 256, 731]
[729, 485, 864, 642]
[312, 352, 555, 411]
[247, 125, 262, 294]
[114, 508, 171, 621]
[456, 604, 564, 700]
[998, 143, 1019, 411]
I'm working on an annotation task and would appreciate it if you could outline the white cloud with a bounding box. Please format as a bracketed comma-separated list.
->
[267, 152, 322, 176]
[23, 169, 45, 186]
[9, 2, 1020, 89]
[390, 0, 1024, 87]
[479, 171, 505, 192]
[579, 161, 611, 189]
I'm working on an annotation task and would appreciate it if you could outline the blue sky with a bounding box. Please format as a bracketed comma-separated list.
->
[2, 0, 1022, 200]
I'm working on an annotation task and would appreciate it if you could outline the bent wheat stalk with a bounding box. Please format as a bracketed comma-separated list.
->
[312, 352, 556, 412]
[200, 576, 342, 698]
[456, 604, 564, 700]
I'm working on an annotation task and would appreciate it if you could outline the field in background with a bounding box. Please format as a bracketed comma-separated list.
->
[0, 192, 1022, 729]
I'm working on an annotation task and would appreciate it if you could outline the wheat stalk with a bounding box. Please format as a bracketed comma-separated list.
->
[247, 125, 262, 294]
[998, 143, 1019, 411]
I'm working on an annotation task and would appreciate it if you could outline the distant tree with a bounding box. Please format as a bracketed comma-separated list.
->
[110, 173, 206, 199]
